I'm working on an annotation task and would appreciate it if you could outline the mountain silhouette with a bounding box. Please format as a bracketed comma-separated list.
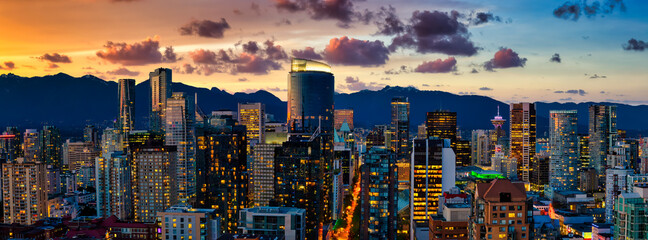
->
[1, 73, 646, 138]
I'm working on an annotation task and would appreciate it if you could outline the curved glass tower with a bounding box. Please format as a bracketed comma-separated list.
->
[287, 58, 334, 134]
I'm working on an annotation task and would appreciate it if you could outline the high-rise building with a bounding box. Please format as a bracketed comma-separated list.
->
[40, 126, 61, 168]
[334, 109, 354, 131]
[579, 168, 598, 193]
[614, 192, 648, 240]
[118, 78, 136, 134]
[531, 154, 550, 191]
[195, 121, 248, 233]
[83, 125, 99, 149]
[0, 127, 22, 162]
[491, 149, 517, 180]
[589, 105, 617, 184]
[426, 111, 457, 143]
[238, 102, 265, 146]
[252, 143, 281, 207]
[391, 97, 410, 159]
[548, 110, 579, 192]
[579, 135, 590, 169]
[509, 102, 536, 182]
[157, 205, 221, 240]
[150, 68, 173, 133]
[455, 140, 471, 167]
[131, 140, 177, 222]
[238, 207, 306, 240]
[165, 92, 196, 202]
[23, 129, 41, 162]
[605, 167, 634, 223]
[410, 138, 456, 238]
[274, 136, 329, 240]
[470, 179, 531, 240]
[63, 140, 99, 175]
[287, 58, 334, 134]
[96, 151, 131, 220]
[471, 130, 490, 166]
[2, 158, 47, 225]
[359, 147, 398, 240]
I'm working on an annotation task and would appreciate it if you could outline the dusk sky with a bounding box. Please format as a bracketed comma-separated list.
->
[0, 0, 646, 104]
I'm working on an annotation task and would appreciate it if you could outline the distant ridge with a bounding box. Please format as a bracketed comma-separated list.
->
[0, 73, 646, 137]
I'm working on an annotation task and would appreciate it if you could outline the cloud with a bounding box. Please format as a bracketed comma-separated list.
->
[251, 3, 261, 15]
[479, 87, 493, 91]
[242, 41, 260, 54]
[233, 9, 243, 15]
[107, 67, 140, 76]
[179, 19, 231, 38]
[555, 89, 587, 96]
[384, 65, 410, 75]
[238, 78, 248, 82]
[241, 87, 287, 93]
[291, 47, 323, 60]
[589, 74, 607, 79]
[622, 38, 647, 51]
[470, 12, 502, 25]
[484, 48, 527, 71]
[187, 39, 286, 75]
[374, 6, 405, 35]
[559, 97, 574, 101]
[388, 10, 479, 56]
[96, 36, 178, 66]
[38, 53, 72, 63]
[340, 76, 385, 91]
[323, 36, 390, 66]
[550, 53, 561, 63]
[48, 63, 59, 69]
[0, 61, 16, 70]
[414, 57, 457, 73]
[553, 0, 626, 21]
[273, 0, 370, 27]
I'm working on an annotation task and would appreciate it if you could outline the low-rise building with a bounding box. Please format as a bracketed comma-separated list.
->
[238, 207, 305, 240]
[157, 205, 221, 240]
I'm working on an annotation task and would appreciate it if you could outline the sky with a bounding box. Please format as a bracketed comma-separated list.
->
[0, 0, 646, 104]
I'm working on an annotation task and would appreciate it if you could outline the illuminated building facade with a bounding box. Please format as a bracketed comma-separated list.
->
[62, 140, 99, 174]
[0, 127, 22, 162]
[83, 125, 99, 149]
[96, 151, 131, 220]
[238, 207, 306, 240]
[549, 110, 579, 192]
[274, 136, 330, 240]
[165, 92, 196, 202]
[252, 143, 280, 207]
[23, 129, 41, 162]
[579, 135, 590, 169]
[605, 167, 633, 223]
[614, 192, 648, 240]
[359, 147, 397, 240]
[589, 105, 617, 184]
[150, 68, 173, 133]
[410, 138, 456, 237]
[509, 102, 536, 182]
[2, 158, 47, 225]
[471, 129, 490, 166]
[455, 140, 471, 167]
[195, 123, 248, 233]
[470, 179, 531, 240]
[118, 78, 136, 134]
[238, 102, 265, 147]
[287, 58, 334, 134]
[531, 154, 550, 191]
[40, 126, 61, 168]
[158, 205, 221, 240]
[334, 109, 354, 131]
[426, 111, 457, 143]
[391, 97, 410, 159]
[131, 142, 177, 223]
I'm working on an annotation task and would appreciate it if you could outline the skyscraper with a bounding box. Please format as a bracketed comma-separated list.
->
[23, 129, 41, 162]
[131, 140, 177, 223]
[165, 92, 196, 202]
[252, 143, 280, 207]
[548, 110, 579, 193]
[287, 58, 334, 134]
[0, 127, 22, 162]
[426, 111, 457, 143]
[359, 147, 398, 240]
[195, 118, 248, 233]
[238, 102, 265, 146]
[83, 125, 99, 149]
[490, 106, 508, 156]
[150, 68, 173, 132]
[509, 102, 536, 182]
[2, 158, 47, 225]
[589, 105, 617, 185]
[605, 167, 634, 223]
[391, 97, 410, 159]
[410, 138, 456, 238]
[96, 128, 131, 220]
[118, 78, 136, 134]
[471, 130, 490, 166]
[40, 126, 61, 168]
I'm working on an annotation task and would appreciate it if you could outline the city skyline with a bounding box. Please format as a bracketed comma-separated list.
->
[0, 0, 646, 104]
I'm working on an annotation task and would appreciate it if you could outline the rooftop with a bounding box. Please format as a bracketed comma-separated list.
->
[290, 58, 331, 73]
[243, 207, 305, 215]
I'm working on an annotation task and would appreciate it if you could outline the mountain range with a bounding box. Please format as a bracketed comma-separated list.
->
[1, 73, 646, 138]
